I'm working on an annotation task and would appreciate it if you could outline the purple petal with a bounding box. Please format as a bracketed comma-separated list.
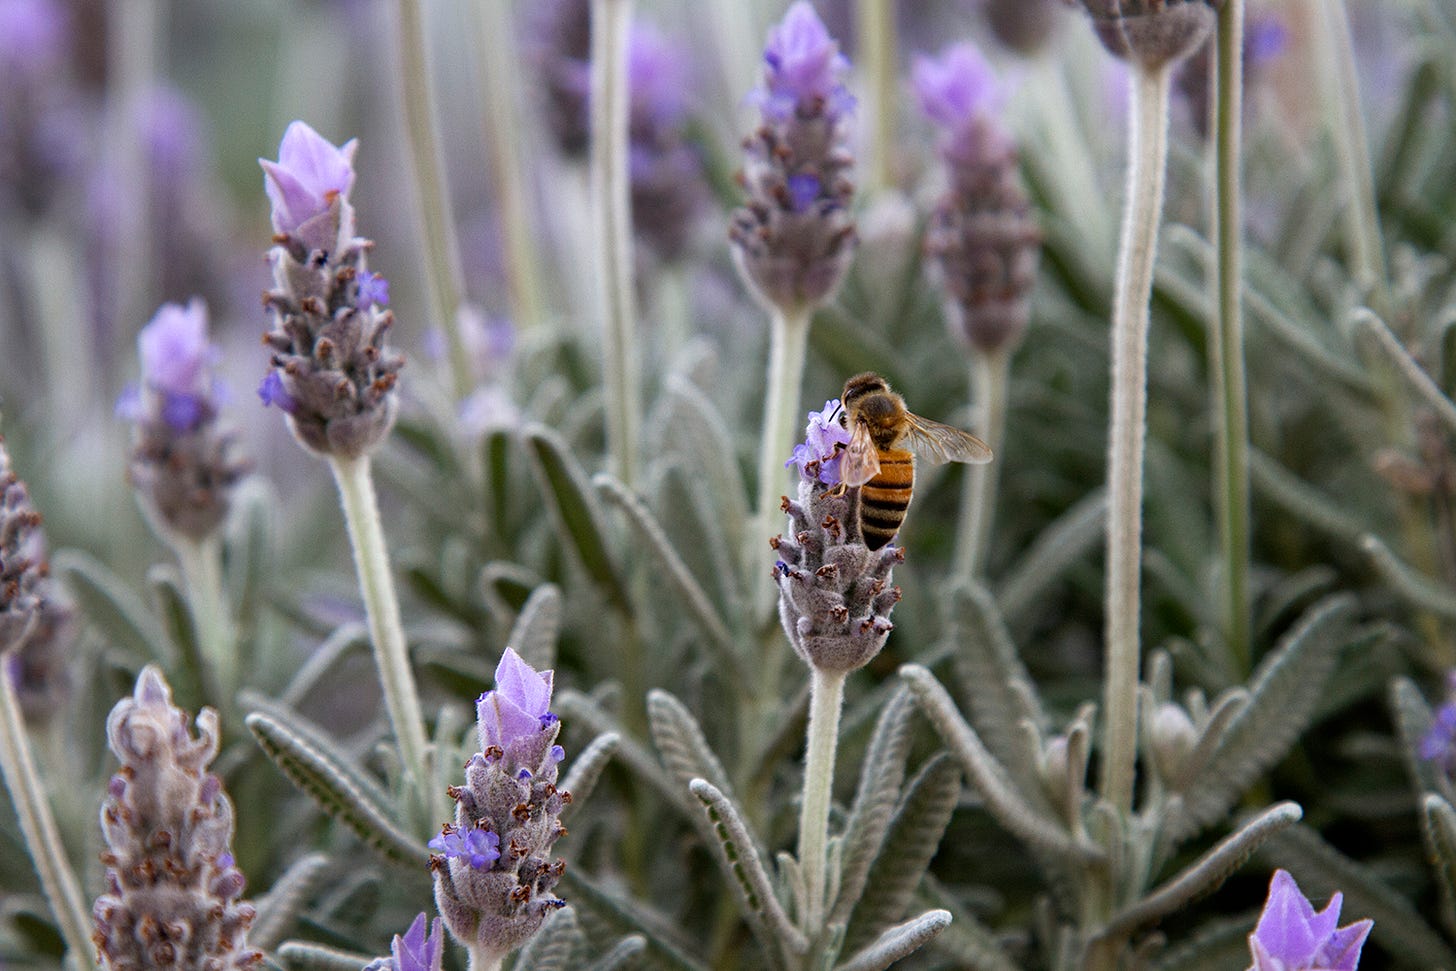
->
[138, 298, 213, 399]
[1316, 917, 1373, 971]
[494, 647, 553, 716]
[1253, 870, 1320, 964]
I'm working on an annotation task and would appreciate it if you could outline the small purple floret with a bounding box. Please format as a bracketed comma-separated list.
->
[356, 270, 390, 310]
[757, 1, 851, 121]
[257, 371, 296, 413]
[138, 299, 215, 403]
[395, 913, 445, 971]
[787, 173, 821, 212]
[912, 43, 1011, 165]
[786, 399, 852, 485]
[1247, 869, 1372, 971]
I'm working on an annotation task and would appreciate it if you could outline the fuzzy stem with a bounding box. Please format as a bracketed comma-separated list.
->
[1211, 0, 1252, 674]
[175, 535, 234, 700]
[466, 946, 504, 971]
[797, 666, 846, 937]
[1099, 65, 1171, 816]
[591, 0, 642, 489]
[1312, 0, 1386, 300]
[476, 0, 545, 330]
[955, 348, 1011, 581]
[329, 455, 430, 799]
[393, 0, 471, 396]
[753, 306, 813, 612]
[857, 0, 897, 192]
[0, 661, 95, 970]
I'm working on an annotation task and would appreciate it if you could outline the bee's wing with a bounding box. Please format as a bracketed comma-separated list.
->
[902, 413, 994, 465]
[839, 420, 882, 486]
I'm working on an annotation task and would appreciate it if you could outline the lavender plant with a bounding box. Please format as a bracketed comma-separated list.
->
[9, 2, 1456, 970]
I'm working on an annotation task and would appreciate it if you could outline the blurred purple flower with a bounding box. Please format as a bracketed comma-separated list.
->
[1247, 870, 1372, 971]
[786, 399, 851, 485]
[256, 370, 297, 414]
[1246, 15, 1289, 65]
[627, 21, 707, 262]
[912, 43, 1012, 165]
[139, 299, 213, 402]
[628, 23, 689, 128]
[259, 120, 358, 237]
[755, 1, 853, 122]
[0, 0, 67, 78]
[478, 648, 556, 754]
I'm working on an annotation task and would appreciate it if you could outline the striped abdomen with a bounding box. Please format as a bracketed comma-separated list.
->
[859, 448, 913, 550]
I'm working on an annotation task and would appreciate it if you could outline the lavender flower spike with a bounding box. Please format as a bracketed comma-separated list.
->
[0, 444, 47, 651]
[1062, 0, 1220, 69]
[364, 913, 445, 971]
[628, 22, 707, 263]
[1247, 869, 1372, 971]
[94, 666, 262, 970]
[915, 43, 1040, 355]
[259, 123, 404, 459]
[122, 298, 249, 540]
[773, 406, 901, 673]
[730, 1, 856, 315]
[432, 648, 568, 961]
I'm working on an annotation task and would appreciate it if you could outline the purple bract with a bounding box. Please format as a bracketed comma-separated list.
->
[259, 120, 358, 238]
[478, 648, 557, 754]
[1247, 870, 1372, 971]
[786, 399, 851, 486]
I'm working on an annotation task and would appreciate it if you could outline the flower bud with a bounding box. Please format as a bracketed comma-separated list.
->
[1148, 701, 1197, 783]
[730, 2, 857, 316]
[432, 649, 568, 961]
[1063, 0, 1220, 70]
[93, 666, 262, 970]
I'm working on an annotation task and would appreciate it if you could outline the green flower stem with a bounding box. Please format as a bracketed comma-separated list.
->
[857, 0, 897, 192]
[753, 306, 812, 613]
[591, 0, 642, 490]
[476, 0, 544, 331]
[1100, 64, 1172, 817]
[1312, 0, 1386, 300]
[797, 666, 846, 937]
[955, 347, 1011, 581]
[0, 658, 95, 970]
[393, 0, 471, 397]
[1212, 0, 1251, 674]
[175, 534, 235, 700]
[329, 455, 430, 800]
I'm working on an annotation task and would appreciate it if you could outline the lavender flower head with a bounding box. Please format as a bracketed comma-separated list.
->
[773, 405, 901, 672]
[431, 648, 568, 960]
[1246, 870, 1371, 971]
[982, 0, 1062, 55]
[119, 299, 248, 541]
[915, 44, 1040, 354]
[0, 0, 81, 216]
[258, 122, 403, 459]
[1062, 0, 1220, 70]
[0, 442, 48, 652]
[730, 1, 857, 316]
[363, 913, 445, 971]
[628, 22, 707, 263]
[94, 666, 262, 970]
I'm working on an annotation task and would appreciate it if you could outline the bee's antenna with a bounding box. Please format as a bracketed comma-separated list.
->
[829, 400, 844, 424]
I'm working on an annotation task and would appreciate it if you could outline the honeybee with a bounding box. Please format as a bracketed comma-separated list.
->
[836, 372, 993, 550]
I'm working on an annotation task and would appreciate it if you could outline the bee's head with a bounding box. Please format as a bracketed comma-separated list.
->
[841, 372, 890, 408]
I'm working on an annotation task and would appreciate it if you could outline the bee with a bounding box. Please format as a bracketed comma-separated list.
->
[836, 372, 993, 550]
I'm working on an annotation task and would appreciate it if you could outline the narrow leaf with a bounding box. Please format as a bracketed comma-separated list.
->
[515, 906, 582, 971]
[996, 489, 1106, 624]
[1249, 451, 1368, 544]
[918, 874, 1020, 971]
[559, 732, 620, 818]
[946, 582, 1047, 782]
[597, 475, 742, 678]
[1261, 823, 1456, 969]
[250, 853, 331, 952]
[649, 689, 737, 801]
[556, 690, 692, 816]
[835, 909, 951, 971]
[276, 942, 375, 971]
[509, 583, 564, 671]
[1421, 795, 1456, 936]
[1357, 307, 1456, 434]
[245, 712, 426, 869]
[843, 754, 961, 955]
[224, 478, 274, 648]
[1170, 595, 1353, 839]
[53, 549, 167, 666]
[584, 935, 647, 971]
[524, 425, 631, 613]
[1105, 803, 1301, 938]
[146, 566, 211, 711]
[558, 868, 709, 971]
[241, 692, 394, 809]
[1148, 914, 1256, 971]
[1362, 533, 1456, 618]
[690, 779, 808, 955]
[899, 665, 1099, 863]
[832, 686, 916, 925]
[281, 624, 370, 708]
[662, 377, 751, 577]
[1390, 677, 1443, 795]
